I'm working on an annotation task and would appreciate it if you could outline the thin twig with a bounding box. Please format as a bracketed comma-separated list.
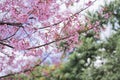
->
[0, 41, 14, 48]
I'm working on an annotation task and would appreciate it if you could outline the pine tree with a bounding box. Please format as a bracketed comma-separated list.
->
[51, 0, 120, 80]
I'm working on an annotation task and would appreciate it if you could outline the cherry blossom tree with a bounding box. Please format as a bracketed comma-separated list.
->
[0, 0, 98, 78]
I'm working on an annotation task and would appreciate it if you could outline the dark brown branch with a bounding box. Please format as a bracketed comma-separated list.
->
[27, 24, 96, 50]
[38, 0, 97, 30]
[70, 0, 97, 17]
[27, 35, 72, 50]
[0, 22, 23, 27]
[0, 27, 20, 41]
[0, 41, 14, 48]
[0, 0, 97, 29]
[0, 28, 90, 50]
[0, 23, 96, 50]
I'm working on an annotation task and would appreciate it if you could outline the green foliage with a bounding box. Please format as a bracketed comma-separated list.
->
[53, 32, 100, 80]
[52, 0, 120, 80]
[55, 27, 120, 80]
[40, 1, 120, 80]
[87, 30, 120, 80]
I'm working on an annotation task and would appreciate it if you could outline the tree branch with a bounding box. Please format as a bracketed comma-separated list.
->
[27, 25, 95, 50]
[0, 27, 20, 41]
[38, 0, 97, 30]
[0, 22, 23, 27]
[0, 41, 14, 48]
[0, 52, 52, 79]
[27, 35, 72, 50]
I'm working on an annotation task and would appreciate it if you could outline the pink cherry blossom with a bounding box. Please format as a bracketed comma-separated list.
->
[0, 0, 99, 78]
